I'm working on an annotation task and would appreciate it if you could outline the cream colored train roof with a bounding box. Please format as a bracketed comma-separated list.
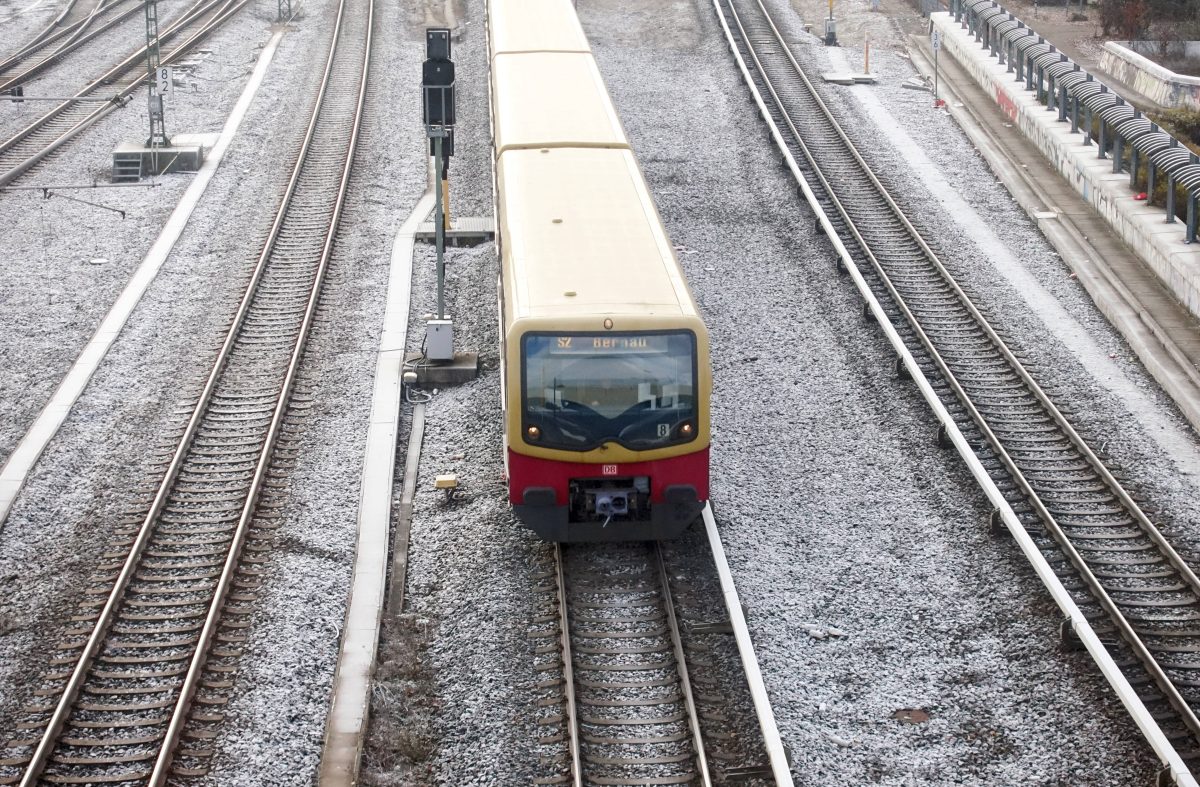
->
[492, 52, 628, 154]
[488, 0, 589, 56]
[498, 147, 696, 320]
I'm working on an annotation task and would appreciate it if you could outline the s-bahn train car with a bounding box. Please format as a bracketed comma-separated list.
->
[488, 0, 712, 542]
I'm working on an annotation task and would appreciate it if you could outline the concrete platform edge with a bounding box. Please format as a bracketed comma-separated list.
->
[907, 38, 1200, 435]
[903, 32, 1200, 784]
[316, 187, 434, 785]
[718, 0, 1200, 772]
[929, 12, 1200, 320]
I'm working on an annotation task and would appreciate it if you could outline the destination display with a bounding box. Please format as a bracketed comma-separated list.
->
[541, 333, 672, 355]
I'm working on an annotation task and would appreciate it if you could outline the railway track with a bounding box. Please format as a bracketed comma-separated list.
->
[534, 537, 778, 786]
[0, 0, 250, 189]
[0, 0, 141, 91]
[0, 0, 106, 67]
[0, 0, 373, 779]
[715, 0, 1200, 775]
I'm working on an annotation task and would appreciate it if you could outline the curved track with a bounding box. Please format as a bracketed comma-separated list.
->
[716, 0, 1200, 773]
[0, 0, 373, 780]
[0, 0, 249, 189]
[0, 0, 141, 91]
[0, 0, 103, 68]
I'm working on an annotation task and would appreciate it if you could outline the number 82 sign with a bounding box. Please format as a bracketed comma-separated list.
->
[156, 67, 173, 98]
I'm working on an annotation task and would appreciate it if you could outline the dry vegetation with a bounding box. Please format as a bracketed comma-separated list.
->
[360, 614, 441, 786]
[1151, 108, 1200, 149]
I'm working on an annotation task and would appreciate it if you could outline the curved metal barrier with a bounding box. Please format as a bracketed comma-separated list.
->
[954, 0, 1199, 242]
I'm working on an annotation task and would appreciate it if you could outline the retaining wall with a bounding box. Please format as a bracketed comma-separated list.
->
[1099, 41, 1200, 111]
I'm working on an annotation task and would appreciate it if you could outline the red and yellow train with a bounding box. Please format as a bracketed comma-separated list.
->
[488, 0, 712, 541]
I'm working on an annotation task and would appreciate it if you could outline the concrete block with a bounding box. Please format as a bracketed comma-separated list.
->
[405, 351, 479, 386]
[112, 133, 218, 179]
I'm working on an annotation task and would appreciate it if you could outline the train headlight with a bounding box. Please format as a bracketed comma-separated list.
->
[527, 425, 541, 441]
[679, 422, 694, 437]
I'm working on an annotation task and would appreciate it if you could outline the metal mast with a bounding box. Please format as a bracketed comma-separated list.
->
[144, 0, 170, 148]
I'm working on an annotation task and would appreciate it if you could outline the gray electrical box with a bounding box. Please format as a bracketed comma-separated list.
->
[427, 319, 454, 361]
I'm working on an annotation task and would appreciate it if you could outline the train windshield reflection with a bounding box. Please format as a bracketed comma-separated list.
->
[522, 331, 697, 451]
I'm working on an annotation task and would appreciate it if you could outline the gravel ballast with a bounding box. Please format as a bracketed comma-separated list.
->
[3, 0, 1200, 782]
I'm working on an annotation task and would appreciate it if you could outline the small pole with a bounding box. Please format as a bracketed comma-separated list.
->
[865, 39, 870, 73]
[434, 131, 445, 320]
[932, 29, 941, 103]
[441, 162, 451, 232]
[421, 27, 456, 361]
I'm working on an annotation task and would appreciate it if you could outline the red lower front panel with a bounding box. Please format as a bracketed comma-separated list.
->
[507, 447, 710, 506]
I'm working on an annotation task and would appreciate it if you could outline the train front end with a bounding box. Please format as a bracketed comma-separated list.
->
[506, 317, 711, 542]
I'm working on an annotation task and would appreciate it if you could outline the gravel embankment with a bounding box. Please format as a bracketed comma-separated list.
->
[583, 0, 1180, 781]
[0, 0, 350, 750]
[0, 0, 443, 777]
[194, 2, 435, 780]
[368, 0, 1173, 782]
[4, 0, 1200, 781]
[362, 3, 550, 783]
[0, 0, 285, 462]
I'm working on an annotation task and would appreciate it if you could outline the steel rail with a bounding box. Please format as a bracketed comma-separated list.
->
[746, 0, 1200, 618]
[554, 543, 584, 787]
[551, 542, 718, 784]
[654, 542, 712, 786]
[0, 0, 144, 93]
[148, 0, 372, 778]
[1, 0, 213, 153]
[718, 0, 1200, 766]
[15, 0, 370, 779]
[0, 0, 90, 67]
[0, 0, 248, 188]
[710, 2, 1197, 782]
[734, 0, 1200, 743]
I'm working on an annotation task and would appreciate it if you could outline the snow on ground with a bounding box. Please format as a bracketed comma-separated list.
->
[0, 0, 69, 59]
[2, 0, 1199, 781]
[0, 0, 284, 461]
[0, 0, 524, 780]
[0, 0, 346, 751]
[579, 0, 1159, 781]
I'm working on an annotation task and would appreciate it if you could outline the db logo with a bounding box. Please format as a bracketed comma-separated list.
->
[602, 464, 618, 476]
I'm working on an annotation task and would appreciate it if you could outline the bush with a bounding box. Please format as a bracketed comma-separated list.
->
[1150, 108, 1200, 149]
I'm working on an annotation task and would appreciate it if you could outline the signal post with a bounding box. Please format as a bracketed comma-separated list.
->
[410, 27, 481, 386]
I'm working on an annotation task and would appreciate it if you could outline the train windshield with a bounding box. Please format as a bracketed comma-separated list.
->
[522, 331, 698, 451]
